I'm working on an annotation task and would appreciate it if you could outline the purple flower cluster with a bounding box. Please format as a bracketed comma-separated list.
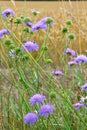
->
[31, 17, 54, 32]
[39, 104, 54, 117]
[2, 8, 14, 18]
[73, 103, 84, 110]
[52, 70, 63, 76]
[0, 28, 10, 38]
[24, 94, 54, 125]
[25, 22, 33, 27]
[29, 94, 45, 106]
[65, 48, 76, 56]
[68, 54, 87, 66]
[24, 112, 38, 124]
[74, 55, 87, 63]
[25, 17, 54, 32]
[73, 83, 87, 110]
[81, 83, 87, 91]
[22, 41, 39, 52]
[68, 61, 77, 66]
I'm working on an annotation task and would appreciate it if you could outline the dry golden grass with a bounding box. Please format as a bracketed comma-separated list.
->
[0, 1, 87, 64]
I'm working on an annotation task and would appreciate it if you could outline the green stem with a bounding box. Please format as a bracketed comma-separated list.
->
[37, 25, 50, 62]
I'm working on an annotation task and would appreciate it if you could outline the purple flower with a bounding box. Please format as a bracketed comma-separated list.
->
[73, 103, 84, 110]
[74, 55, 87, 64]
[2, 8, 14, 18]
[80, 97, 85, 103]
[24, 112, 38, 124]
[25, 22, 33, 27]
[52, 70, 62, 76]
[9, 49, 14, 58]
[68, 61, 77, 66]
[22, 41, 39, 52]
[39, 104, 54, 117]
[81, 83, 87, 91]
[31, 17, 54, 32]
[65, 48, 76, 56]
[0, 28, 10, 38]
[29, 94, 45, 106]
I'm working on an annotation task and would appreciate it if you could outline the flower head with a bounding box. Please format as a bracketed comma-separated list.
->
[73, 103, 84, 110]
[80, 97, 85, 103]
[0, 28, 10, 38]
[66, 20, 72, 25]
[74, 55, 87, 64]
[68, 61, 77, 66]
[52, 70, 62, 76]
[62, 27, 68, 34]
[29, 94, 45, 106]
[81, 83, 87, 91]
[39, 104, 54, 117]
[65, 48, 76, 56]
[31, 9, 40, 15]
[2, 8, 14, 18]
[9, 49, 15, 58]
[24, 112, 38, 124]
[31, 17, 54, 32]
[22, 41, 39, 52]
[68, 33, 75, 40]
[25, 21, 33, 27]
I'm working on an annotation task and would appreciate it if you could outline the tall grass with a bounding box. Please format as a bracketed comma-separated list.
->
[0, 1, 87, 130]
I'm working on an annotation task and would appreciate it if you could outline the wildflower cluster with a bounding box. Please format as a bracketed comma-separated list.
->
[61, 19, 87, 111]
[1, 8, 54, 64]
[24, 94, 54, 125]
[73, 83, 87, 110]
[1, 6, 87, 130]
[68, 54, 87, 66]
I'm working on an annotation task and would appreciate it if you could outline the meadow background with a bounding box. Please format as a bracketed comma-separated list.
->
[0, 0, 87, 130]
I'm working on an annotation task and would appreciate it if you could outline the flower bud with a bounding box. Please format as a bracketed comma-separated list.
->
[50, 91, 57, 99]
[14, 17, 22, 24]
[66, 20, 72, 25]
[42, 46, 49, 51]
[68, 33, 75, 40]
[62, 27, 68, 34]
[45, 59, 53, 63]
[4, 39, 12, 46]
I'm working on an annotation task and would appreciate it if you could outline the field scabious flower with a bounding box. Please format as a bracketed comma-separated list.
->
[52, 70, 62, 76]
[31, 17, 54, 32]
[73, 103, 84, 110]
[81, 83, 87, 91]
[9, 49, 15, 58]
[2, 8, 14, 18]
[68, 61, 77, 66]
[74, 55, 87, 63]
[24, 112, 38, 124]
[22, 41, 39, 51]
[25, 22, 33, 27]
[29, 94, 45, 106]
[65, 48, 76, 56]
[0, 29, 10, 38]
[39, 104, 54, 117]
